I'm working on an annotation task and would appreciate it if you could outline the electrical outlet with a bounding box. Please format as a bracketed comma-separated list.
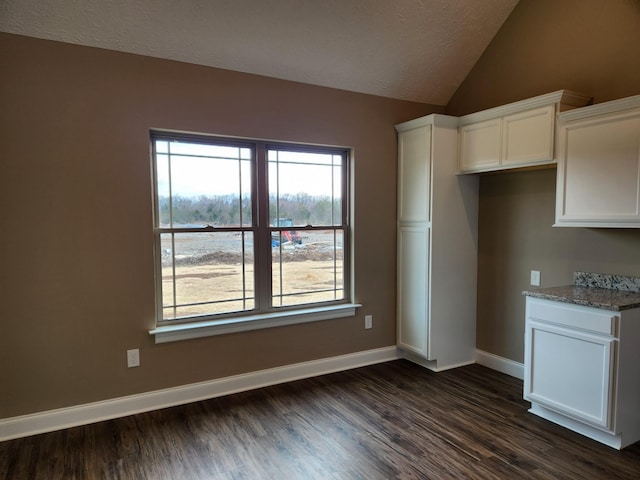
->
[365, 315, 373, 329]
[530, 270, 541, 287]
[127, 348, 140, 368]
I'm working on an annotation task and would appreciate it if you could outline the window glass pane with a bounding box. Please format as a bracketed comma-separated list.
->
[156, 154, 171, 227]
[156, 141, 169, 154]
[269, 149, 338, 166]
[272, 229, 344, 307]
[240, 147, 251, 160]
[161, 232, 254, 319]
[169, 142, 242, 159]
[332, 164, 342, 226]
[268, 149, 343, 227]
[240, 158, 252, 227]
[158, 149, 252, 228]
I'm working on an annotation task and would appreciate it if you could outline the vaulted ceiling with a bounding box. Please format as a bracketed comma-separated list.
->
[0, 0, 519, 104]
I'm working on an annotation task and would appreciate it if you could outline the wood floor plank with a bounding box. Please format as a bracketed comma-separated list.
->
[2, 360, 640, 479]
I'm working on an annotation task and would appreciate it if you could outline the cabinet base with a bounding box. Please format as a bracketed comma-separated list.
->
[528, 403, 631, 449]
[400, 350, 475, 372]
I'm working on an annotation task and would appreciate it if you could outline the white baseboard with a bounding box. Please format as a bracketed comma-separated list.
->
[0, 346, 401, 442]
[476, 349, 524, 380]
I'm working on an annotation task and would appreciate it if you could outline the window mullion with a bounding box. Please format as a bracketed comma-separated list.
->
[342, 152, 350, 300]
[255, 143, 272, 310]
[166, 144, 178, 318]
[275, 149, 283, 307]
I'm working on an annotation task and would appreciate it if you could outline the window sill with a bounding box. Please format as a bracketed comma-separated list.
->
[149, 303, 362, 344]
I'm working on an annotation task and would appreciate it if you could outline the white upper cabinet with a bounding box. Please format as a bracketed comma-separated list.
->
[458, 118, 502, 172]
[555, 95, 640, 228]
[501, 106, 555, 167]
[458, 90, 592, 174]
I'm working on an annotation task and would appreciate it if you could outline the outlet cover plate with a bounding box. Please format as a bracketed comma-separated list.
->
[365, 315, 373, 329]
[530, 270, 541, 287]
[127, 349, 140, 368]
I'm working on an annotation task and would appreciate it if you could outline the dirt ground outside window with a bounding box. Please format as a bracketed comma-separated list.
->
[160, 232, 344, 318]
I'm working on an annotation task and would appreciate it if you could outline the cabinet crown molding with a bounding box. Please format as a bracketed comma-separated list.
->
[395, 113, 459, 133]
[558, 95, 640, 123]
[458, 90, 592, 126]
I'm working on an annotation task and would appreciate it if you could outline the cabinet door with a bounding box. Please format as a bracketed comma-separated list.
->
[524, 320, 616, 429]
[397, 125, 431, 358]
[397, 226, 429, 357]
[502, 105, 554, 167]
[556, 109, 640, 227]
[398, 125, 431, 222]
[458, 119, 501, 173]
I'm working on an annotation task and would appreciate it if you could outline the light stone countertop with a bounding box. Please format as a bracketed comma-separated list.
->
[523, 285, 640, 311]
[522, 272, 640, 311]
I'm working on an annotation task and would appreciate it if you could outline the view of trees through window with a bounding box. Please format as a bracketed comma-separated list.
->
[157, 192, 337, 228]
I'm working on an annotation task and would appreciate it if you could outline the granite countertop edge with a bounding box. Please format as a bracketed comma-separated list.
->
[522, 286, 640, 311]
[522, 272, 640, 311]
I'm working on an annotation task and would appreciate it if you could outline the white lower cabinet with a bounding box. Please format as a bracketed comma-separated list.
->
[396, 114, 479, 371]
[524, 297, 640, 449]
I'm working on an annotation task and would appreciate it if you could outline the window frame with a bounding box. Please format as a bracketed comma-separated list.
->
[266, 142, 350, 309]
[149, 130, 357, 341]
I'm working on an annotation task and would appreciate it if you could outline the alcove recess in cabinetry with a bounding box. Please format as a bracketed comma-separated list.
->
[457, 90, 592, 174]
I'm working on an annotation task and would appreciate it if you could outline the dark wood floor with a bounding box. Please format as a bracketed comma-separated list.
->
[2, 360, 640, 479]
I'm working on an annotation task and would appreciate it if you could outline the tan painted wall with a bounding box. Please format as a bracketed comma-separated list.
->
[446, 0, 640, 362]
[0, 33, 438, 418]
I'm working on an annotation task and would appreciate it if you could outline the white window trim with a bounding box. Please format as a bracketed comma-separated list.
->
[149, 131, 355, 343]
[149, 303, 361, 344]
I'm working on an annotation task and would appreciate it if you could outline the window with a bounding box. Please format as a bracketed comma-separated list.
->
[151, 132, 351, 331]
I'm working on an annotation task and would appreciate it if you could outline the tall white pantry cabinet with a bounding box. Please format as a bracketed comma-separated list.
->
[395, 114, 479, 371]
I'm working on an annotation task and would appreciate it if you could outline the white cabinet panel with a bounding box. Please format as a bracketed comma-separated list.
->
[395, 114, 478, 371]
[527, 298, 617, 335]
[398, 125, 431, 222]
[458, 91, 591, 174]
[564, 119, 640, 216]
[459, 119, 501, 172]
[525, 321, 615, 428]
[397, 226, 429, 355]
[523, 296, 640, 449]
[460, 106, 554, 172]
[555, 97, 640, 227]
[502, 105, 554, 167]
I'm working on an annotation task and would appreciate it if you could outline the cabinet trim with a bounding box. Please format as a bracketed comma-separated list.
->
[395, 113, 459, 133]
[527, 298, 618, 336]
[458, 90, 592, 126]
[558, 95, 640, 123]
